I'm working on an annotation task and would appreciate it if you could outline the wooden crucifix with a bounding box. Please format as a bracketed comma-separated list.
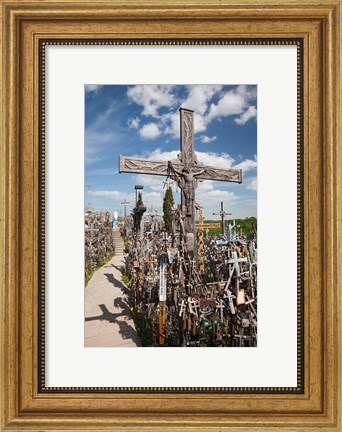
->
[195, 206, 221, 273]
[213, 201, 232, 235]
[195, 207, 221, 231]
[119, 108, 242, 255]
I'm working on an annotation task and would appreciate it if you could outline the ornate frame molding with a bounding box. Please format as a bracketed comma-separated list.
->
[1, 1, 340, 430]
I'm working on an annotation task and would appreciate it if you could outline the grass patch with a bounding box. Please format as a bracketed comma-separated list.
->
[122, 274, 130, 285]
[123, 237, 129, 249]
[85, 252, 115, 286]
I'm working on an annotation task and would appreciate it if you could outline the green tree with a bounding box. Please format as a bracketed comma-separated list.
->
[163, 187, 174, 235]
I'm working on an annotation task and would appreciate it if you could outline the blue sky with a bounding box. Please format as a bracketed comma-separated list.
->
[85, 84, 257, 220]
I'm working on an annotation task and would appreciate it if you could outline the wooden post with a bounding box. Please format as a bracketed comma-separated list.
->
[197, 207, 205, 274]
[212, 201, 232, 235]
[159, 301, 166, 345]
[195, 207, 220, 274]
[159, 254, 168, 345]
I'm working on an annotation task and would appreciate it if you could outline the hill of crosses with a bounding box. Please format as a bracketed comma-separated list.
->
[116, 108, 257, 347]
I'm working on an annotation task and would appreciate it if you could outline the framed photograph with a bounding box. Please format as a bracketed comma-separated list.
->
[1, 1, 340, 431]
[84, 85, 257, 350]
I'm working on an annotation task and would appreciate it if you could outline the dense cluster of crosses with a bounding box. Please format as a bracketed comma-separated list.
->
[119, 109, 257, 347]
[85, 209, 115, 278]
[122, 190, 257, 347]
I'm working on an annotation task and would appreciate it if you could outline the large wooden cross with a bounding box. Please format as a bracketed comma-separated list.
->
[119, 108, 242, 254]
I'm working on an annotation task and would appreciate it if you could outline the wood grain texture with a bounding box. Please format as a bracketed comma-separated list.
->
[0, 0, 340, 430]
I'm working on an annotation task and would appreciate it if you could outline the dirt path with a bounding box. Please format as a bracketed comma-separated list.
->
[85, 231, 140, 347]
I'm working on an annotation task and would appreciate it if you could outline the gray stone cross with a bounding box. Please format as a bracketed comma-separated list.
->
[213, 201, 232, 235]
[119, 108, 242, 254]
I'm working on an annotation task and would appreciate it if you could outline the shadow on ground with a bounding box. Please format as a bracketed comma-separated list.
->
[114, 296, 131, 315]
[104, 273, 130, 297]
[103, 263, 125, 273]
[85, 303, 141, 346]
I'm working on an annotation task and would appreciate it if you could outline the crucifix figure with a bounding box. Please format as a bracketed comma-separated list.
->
[133, 186, 146, 233]
[119, 108, 242, 255]
[121, 198, 130, 218]
[213, 201, 232, 235]
[168, 162, 207, 218]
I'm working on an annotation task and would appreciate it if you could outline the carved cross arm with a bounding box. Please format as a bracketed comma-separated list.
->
[195, 167, 243, 183]
[119, 156, 176, 176]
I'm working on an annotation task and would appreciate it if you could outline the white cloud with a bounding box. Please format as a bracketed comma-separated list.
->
[196, 151, 235, 169]
[207, 85, 257, 123]
[89, 189, 161, 199]
[235, 106, 257, 125]
[127, 85, 176, 117]
[143, 148, 180, 161]
[134, 174, 168, 192]
[195, 180, 237, 205]
[203, 190, 237, 199]
[162, 112, 180, 137]
[128, 85, 257, 138]
[153, 85, 222, 137]
[89, 190, 122, 197]
[139, 123, 161, 139]
[144, 191, 162, 199]
[85, 84, 103, 94]
[197, 180, 214, 193]
[247, 178, 258, 191]
[234, 155, 257, 173]
[143, 148, 235, 170]
[127, 117, 140, 129]
[162, 85, 257, 136]
[200, 135, 217, 143]
[193, 112, 207, 133]
[183, 85, 222, 115]
[207, 91, 244, 121]
[197, 187, 238, 207]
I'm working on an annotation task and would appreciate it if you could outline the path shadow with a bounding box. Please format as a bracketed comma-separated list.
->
[103, 263, 125, 273]
[85, 303, 141, 346]
[116, 320, 141, 346]
[85, 304, 124, 323]
[104, 273, 130, 297]
[111, 264, 125, 273]
[113, 296, 130, 315]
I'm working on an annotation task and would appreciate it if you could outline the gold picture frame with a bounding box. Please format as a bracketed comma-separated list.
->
[0, 0, 340, 430]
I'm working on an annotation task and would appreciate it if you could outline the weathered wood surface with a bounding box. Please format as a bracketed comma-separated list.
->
[119, 157, 242, 183]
